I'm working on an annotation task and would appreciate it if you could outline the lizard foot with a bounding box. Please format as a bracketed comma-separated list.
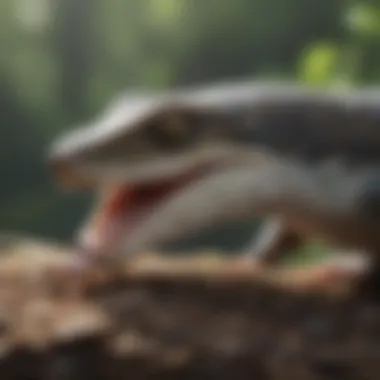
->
[284, 254, 372, 293]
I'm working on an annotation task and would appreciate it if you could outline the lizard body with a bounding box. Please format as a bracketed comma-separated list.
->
[48, 80, 380, 284]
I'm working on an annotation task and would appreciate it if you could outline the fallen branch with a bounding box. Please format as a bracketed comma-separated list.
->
[0, 234, 377, 380]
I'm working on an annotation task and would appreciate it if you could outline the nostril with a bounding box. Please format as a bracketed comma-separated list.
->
[46, 147, 72, 174]
[51, 158, 71, 179]
[48, 157, 77, 187]
[46, 147, 94, 190]
[45, 146, 81, 187]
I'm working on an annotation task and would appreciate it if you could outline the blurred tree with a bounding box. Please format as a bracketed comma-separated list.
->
[51, 0, 99, 120]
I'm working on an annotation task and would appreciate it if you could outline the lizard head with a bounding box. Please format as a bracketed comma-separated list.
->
[47, 82, 292, 259]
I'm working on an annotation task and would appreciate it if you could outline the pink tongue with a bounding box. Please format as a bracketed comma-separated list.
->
[76, 186, 134, 257]
[78, 215, 125, 254]
[75, 183, 179, 258]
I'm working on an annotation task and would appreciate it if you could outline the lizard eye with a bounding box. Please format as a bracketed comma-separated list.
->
[146, 113, 195, 149]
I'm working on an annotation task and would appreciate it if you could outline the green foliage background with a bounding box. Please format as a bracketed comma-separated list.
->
[1, 0, 380, 255]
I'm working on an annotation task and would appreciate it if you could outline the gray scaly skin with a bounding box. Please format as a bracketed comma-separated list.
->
[47, 80, 380, 287]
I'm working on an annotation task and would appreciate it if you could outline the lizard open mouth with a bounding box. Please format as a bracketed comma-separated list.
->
[76, 169, 206, 258]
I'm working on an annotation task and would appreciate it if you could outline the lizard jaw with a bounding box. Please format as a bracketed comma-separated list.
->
[74, 167, 211, 260]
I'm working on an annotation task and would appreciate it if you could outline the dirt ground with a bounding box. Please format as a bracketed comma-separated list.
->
[0, 233, 379, 380]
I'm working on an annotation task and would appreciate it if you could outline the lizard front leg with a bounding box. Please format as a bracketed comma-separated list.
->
[242, 217, 303, 266]
[241, 217, 373, 290]
[241, 220, 371, 291]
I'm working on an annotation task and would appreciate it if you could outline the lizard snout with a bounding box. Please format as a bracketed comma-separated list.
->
[47, 145, 94, 190]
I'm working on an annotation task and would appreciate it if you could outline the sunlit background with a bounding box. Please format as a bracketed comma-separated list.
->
[1, 0, 379, 258]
